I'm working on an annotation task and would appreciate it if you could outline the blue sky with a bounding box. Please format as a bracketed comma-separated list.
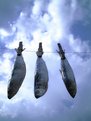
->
[0, 0, 91, 121]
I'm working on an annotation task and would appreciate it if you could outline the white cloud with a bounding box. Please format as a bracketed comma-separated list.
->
[0, 0, 91, 121]
[0, 53, 13, 81]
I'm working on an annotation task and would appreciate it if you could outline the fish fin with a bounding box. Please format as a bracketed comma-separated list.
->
[59, 69, 62, 74]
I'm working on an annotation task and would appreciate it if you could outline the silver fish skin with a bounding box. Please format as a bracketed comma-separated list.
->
[8, 55, 26, 99]
[60, 58, 77, 98]
[34, 57, 48, 99]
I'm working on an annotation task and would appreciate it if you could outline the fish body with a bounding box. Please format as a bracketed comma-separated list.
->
[60, 58, 77, 98]
[8, 55, 26, 99]
[34, 57, 48, 98]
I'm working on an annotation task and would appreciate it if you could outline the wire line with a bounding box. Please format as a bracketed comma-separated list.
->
[24, 50, 91, 54]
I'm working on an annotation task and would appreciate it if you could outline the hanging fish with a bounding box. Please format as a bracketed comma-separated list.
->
[57, 43, 77, 98]
[34, 42, 49, 98]
[7, 42, 26, 99]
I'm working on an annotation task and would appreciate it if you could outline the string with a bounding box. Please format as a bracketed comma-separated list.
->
[24, 50, 91, 54]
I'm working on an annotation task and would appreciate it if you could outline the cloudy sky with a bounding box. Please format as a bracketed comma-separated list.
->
[0, 0, 91, 121]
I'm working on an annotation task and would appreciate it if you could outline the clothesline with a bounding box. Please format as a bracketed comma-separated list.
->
[24, 50, 91, 54]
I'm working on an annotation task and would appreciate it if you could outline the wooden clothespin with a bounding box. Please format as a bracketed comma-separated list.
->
[57, 43, 65, 60]
[15, 42, 25, 56]
[36, 42, 43, 57]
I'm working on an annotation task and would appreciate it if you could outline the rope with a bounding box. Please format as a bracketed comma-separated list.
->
[24, 50, 91, 54]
